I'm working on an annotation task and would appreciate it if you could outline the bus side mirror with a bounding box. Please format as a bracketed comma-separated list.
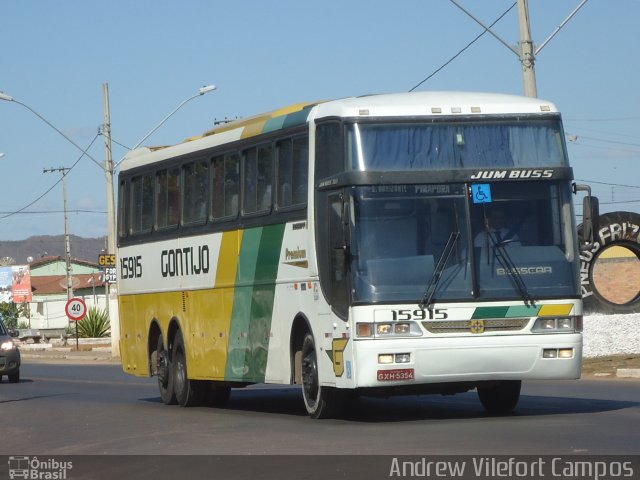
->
[574, 183, 599, 244]
[582, 195, 599, 243]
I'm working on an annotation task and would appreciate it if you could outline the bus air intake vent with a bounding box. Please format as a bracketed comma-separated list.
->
[421, 318, 529, 333]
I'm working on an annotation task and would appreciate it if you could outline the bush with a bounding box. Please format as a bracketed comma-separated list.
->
[17, 321, 30, 329]
[77, 306, 110, 338]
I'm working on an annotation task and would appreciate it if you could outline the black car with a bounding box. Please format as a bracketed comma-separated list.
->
[0, 319, 20, 383]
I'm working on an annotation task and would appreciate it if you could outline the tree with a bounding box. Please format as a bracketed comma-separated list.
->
[0, 302, 20, 329]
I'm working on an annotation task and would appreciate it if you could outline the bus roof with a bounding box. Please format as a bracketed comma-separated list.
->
[119, 91, 559, 173]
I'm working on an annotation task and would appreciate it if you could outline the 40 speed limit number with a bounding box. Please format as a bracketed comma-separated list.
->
[65, 297, 87, 321]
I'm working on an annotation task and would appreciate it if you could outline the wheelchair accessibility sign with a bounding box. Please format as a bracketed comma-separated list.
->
[472, 184, 492, 204]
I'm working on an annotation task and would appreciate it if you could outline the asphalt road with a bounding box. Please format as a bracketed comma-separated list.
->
[1, 361, 639, 458]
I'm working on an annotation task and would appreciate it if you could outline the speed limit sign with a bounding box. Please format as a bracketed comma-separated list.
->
[65, 297, 87, 322]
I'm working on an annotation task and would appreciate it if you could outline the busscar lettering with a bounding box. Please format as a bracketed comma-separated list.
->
[497, 266, 552, 276]
[161, 245, 210, 277]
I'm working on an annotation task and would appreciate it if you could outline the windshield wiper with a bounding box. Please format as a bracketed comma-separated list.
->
[419, 232, 460, 310]
[489, 236, 535, 306]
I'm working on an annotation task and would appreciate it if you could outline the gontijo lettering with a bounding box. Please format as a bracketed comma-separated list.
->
[161, 245, 210, 277]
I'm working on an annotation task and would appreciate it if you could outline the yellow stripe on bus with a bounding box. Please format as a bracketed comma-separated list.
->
[187, 230, 245, 379]
[537, 304, 573, 316]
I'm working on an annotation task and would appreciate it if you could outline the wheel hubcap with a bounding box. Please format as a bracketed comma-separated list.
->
[302, 350, 318, 404]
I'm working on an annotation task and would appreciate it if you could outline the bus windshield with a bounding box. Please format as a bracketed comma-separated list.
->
[349, 181, 578, 304]
[347, 118, 568, 171]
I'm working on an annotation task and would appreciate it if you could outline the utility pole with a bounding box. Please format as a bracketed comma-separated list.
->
[517, 0, 537, 98]
[450, 0, 589, 98]
[43, 167, 74, 301]
[103, 83, 120, 358]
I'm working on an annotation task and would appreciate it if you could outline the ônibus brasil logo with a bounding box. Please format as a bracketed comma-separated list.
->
[8, 456, 73, 479]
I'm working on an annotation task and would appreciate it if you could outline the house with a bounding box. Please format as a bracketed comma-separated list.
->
[21, 256, 107, 332]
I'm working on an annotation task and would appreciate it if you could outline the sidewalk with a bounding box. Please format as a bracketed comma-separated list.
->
[20, 344, 119, 364]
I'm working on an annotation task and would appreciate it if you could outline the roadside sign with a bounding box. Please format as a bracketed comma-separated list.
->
[98, 254, 116, 266]
[65, 297, 87, 322]
[99, 254, 117, 284]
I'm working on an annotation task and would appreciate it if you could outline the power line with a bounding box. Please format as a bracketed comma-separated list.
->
[565, 132, 640, 148]
[575, 179, 640, 189]
[409, 2, 517, 92]
[0, 133, 100, 221]
[0, 209, 106, 215]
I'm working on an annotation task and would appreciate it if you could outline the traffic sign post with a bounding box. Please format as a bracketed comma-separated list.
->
[65, 297, 87, 350]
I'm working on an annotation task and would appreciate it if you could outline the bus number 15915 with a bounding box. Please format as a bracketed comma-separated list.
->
[391, 308, 448, 321]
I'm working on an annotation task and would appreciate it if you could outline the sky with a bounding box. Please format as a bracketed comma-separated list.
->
[1, 0, 639, 250]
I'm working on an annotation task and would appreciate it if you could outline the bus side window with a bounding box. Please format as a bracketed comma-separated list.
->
[243, 146, 272, 215]
[182, 161, 209, 225]
[277, 138, 293, 208]
[292, 136, 308, 206]
[225, 154, 239, 217]
[118, 179, 128, 238]
[212, 153, 240, 220]
[257, 145, 272, 212]
[156, 168, 180, 229]
[277, 136, 309, 210]
[130, 174, 153, 235]
[211, 155, 225, 218]
[243, 148, 258, 214]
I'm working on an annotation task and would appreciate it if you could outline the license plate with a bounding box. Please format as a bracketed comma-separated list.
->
[377, 368, 415, 382]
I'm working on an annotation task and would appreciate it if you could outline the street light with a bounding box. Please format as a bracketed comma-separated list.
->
[0, 92, 103, 169]
[102, 83, 216, 357]
[1, 84, 217, 357]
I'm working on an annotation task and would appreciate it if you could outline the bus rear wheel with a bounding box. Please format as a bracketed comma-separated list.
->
[301, 332, 342, 419]
[172, 330, 206, 407]
[477, 380, 521, 415]
[157, 334, 176, 405]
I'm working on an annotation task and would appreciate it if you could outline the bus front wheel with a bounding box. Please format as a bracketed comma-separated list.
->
[172, 330, 206, 407]
[301, 332, 342, 419]
[477, 380, 521, 415]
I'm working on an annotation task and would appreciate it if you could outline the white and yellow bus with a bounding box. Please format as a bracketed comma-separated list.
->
[117, 91, 594, 418]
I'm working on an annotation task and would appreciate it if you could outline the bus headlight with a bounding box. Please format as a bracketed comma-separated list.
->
[377, 323, 393, 335]
[356, 322, 423, 338]
[532, 317, 581, 333]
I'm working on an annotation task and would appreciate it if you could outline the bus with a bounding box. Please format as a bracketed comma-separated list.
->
[117, 91, 596, 418]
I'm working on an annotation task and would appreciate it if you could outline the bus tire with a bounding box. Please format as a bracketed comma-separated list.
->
[172, 330, 206, 407]
[477, 380, 521, 415]
[581, 211, 640, 314]
[301, 332, 342, 419]
[157, 334, 177, 405]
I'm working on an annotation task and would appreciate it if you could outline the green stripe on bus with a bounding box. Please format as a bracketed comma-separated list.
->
[225, 224, 286, 382]
[244, 223, 286, 382]
[226, 228, 263, 380]
[471, 306, 510, 319]
[506, 305, 540, 317]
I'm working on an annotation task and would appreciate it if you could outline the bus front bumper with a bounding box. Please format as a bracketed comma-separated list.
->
[352, 333, 582, 389]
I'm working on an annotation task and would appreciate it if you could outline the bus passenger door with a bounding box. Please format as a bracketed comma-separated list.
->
[328, 192, 351, 319]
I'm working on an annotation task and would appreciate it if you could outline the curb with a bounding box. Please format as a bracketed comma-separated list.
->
[616, 369, 640, 379]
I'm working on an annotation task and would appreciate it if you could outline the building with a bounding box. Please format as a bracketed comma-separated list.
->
[21, 256, 106, 332]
